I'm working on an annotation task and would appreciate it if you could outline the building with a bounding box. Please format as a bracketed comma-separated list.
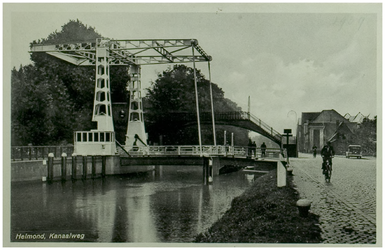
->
[297, 109, 359, 155]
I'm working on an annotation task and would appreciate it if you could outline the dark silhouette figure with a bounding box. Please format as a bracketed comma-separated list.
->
[261, 142, 267, 158]
[321, 141, 335, 173]
[312, 145, 317, 158]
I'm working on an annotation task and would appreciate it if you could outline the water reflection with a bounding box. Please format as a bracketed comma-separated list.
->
[11, 166, 262, 243]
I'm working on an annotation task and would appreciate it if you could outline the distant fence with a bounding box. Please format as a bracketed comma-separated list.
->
[11, 146, 74, 161]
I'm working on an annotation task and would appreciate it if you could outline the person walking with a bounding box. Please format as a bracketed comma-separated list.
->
[261, 142, 267, 158]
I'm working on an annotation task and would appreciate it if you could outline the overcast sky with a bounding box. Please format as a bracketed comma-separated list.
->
[4, 3, 381, 136]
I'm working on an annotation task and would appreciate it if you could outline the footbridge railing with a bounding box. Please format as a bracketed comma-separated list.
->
[148, 111, 283, 145]
[246, 112, 282, 144]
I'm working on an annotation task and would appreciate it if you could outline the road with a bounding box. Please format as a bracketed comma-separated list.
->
[290, 153, 378, 244]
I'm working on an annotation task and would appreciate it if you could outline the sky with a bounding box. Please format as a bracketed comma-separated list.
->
[4, 3, 381, 136]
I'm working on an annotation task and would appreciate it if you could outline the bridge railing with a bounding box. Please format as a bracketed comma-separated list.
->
[11, 144, 282, 160]
[246, 112, 282, 142]
[124, 145, 281, 158]
[148, 111, 283, 144]
[11, 146, 74, 161]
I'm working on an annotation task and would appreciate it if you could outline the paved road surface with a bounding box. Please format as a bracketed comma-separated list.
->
[290, 153, 378, 244]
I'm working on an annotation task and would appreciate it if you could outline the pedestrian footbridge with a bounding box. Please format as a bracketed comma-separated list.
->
[147, 111, 283, 146]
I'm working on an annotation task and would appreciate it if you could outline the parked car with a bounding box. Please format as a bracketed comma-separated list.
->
[346, 145, 362, 159]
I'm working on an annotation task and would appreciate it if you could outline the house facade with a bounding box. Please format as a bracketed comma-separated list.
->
[297, 110, 358, 155]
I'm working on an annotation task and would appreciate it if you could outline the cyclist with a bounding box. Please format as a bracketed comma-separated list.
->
[321, 141, 335, 174]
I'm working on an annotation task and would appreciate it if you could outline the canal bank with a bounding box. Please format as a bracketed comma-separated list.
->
[194, 169, 322, 244]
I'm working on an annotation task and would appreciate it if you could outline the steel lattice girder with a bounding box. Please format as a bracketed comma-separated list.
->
[30, 38, 212, 66]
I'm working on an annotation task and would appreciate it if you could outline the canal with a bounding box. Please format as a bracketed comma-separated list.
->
[11, 165, 264, 243]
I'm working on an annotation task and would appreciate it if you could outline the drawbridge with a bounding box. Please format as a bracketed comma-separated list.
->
[30, 37, 282, 154]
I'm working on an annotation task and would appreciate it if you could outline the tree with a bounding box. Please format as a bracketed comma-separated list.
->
[12, 20, 130, 145]
[355, 116, 377, 155]
[144, 64, 248, 145]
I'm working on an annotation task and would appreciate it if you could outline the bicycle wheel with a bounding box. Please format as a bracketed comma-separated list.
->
[327, 169, 332, 182]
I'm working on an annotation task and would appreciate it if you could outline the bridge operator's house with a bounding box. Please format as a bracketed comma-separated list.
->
[297, 109, 360, 155]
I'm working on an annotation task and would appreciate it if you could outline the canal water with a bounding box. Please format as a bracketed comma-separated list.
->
[11, 165, 263, 243]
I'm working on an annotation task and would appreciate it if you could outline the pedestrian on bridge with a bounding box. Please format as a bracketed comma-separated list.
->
[252, 141, 257, 158]
[261, 142, 267, 158]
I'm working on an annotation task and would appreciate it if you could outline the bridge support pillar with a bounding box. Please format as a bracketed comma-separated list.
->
[92, 156, 96, 179]
[82, 155, 88, 180]
[101, 156, 106, 178]
[211, 157, 221, 176]
[202, 157, 213, 185]
[154, 165, 163, 179]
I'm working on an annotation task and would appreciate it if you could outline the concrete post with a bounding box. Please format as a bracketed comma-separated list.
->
[155, 165, 163, 179]
[277, 161, 287, 187]
[47, 153, 54, 182]
[203, 157, 209, 185]
[211, 157, 220, 176]
[296, 199, 312, 217]
[82, 155, 88, 180]
[208, 157, 213, 184]
[72, 153, 77, 180]
[61, 153, 67, 181]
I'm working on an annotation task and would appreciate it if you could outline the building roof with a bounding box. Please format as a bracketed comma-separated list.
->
[328, 121, 355, 142]
[312, 109, 349, 123]
[301, 112, 321, 124]
[344, 112, 370, 123]
[301, 109, 350, 124]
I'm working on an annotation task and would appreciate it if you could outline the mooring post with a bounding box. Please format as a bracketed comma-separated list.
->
[101, 156, 106, 178]
[92, 155, 96, 179]
[202, 155, 213, 184]
[61, 153, 67, 181]
[47, 153, 54, 182]
[71, 153, 77, 180]
[208, 157, 213, 184]
[82, 155, 88, 180]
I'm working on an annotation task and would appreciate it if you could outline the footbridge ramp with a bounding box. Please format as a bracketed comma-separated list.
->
[149, 111, 283, 146]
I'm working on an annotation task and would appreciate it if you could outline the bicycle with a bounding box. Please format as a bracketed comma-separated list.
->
[323, 158, 332, 183]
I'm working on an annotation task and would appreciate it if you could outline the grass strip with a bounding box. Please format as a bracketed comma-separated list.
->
[194, 169, 322, 243]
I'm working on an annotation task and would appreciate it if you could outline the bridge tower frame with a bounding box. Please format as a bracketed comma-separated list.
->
[30, 38, 212, 155]
[125, 65, 147, 148]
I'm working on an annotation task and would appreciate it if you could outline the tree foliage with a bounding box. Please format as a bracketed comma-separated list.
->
[144, 64, 248, 145]
[355, 116, 377, 155]
[12, 19, 129, 146]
